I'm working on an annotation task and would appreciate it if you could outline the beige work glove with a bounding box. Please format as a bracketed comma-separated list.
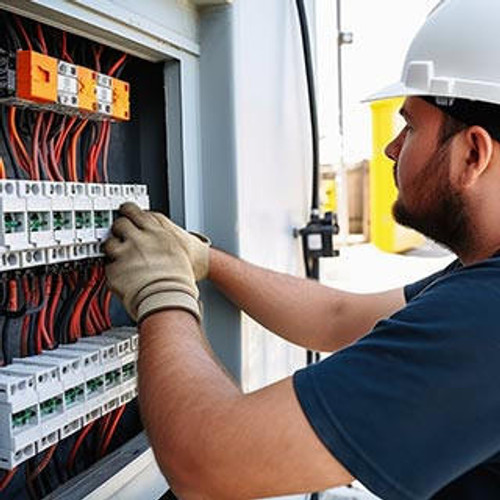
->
[103, 202, 204, 323]
[149, 213, 211, 281]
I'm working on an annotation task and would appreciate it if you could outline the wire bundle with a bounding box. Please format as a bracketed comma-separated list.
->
[0, 13, 131, 499]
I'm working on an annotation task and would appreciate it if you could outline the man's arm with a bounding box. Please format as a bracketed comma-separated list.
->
[139, 310, 354, 499]
[209, 248, 405, 352]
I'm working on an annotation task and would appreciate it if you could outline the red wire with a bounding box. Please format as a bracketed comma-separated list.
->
[89, 123, 107, 183]
[0, 157, 6, 179]
[100, 405, 126, 457]
[48, 274, 63, 338]
[92, 45, 103, 72]
[49, 137, 64, 181]
[67, 422, 95, 473]
[102, 121, 111, 183]
[41, 113, 55, 181]
[68, 119, 88, 182]
[32, 112, 44, 180]
[14, 16, 32, 50]
[36, 23, 48, 55]
[38, 275, 53, 349]
[103, 289, 112, 329]
[9, 108, 31, 176]
[61, 31, 74, 63]
[70, 267, 99, 339]
[55, 116, 77, 165]
[28, 444, 56, 483]
[107, 53, 127, 77]
[0, 467, 17, 492]
[33, 277, 43, 354]
[8, 279, 18, 312]
[99, 413, 113, 443]
[21, 276, 31, 357]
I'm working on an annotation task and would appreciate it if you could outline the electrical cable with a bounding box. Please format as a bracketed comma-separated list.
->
[295, 2, 333, 497]
[67, 422, 95, 475]
[0, 467, 17, 492]
[0, 279, 7, 365]
[14, 15, 32, 50]
[295, 0, 320, 213]
[0, 106, 25, 179]
[99, 404, 126, 457]
[9, 107, 32, 176]
[3, 275, 26, 363]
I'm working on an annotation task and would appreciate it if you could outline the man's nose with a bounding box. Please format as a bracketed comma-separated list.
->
[384, 129, 405, 161]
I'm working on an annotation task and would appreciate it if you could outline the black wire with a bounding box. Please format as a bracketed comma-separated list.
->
[0, 105, 26, 179]
[295, 0, 320, 212]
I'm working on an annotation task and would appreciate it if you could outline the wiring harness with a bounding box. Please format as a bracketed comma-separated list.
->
[0, 13, 140, 499]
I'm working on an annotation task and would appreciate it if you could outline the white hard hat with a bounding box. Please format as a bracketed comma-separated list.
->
[366, 0, 500, 105]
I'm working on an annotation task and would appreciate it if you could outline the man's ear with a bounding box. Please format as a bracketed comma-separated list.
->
[460, 126, 493, 187]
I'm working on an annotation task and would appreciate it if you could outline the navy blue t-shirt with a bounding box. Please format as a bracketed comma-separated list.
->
[293, 254, 500, 499]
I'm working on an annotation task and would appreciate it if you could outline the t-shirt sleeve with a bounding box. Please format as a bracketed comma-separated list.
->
[403, 258, 460, 302]
[294, 266, 500, 500]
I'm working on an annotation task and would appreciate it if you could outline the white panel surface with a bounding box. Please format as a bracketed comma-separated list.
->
[232, 0, 315, 391]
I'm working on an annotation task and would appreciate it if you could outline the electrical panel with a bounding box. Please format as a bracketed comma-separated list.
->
[0, 9, 168, 498]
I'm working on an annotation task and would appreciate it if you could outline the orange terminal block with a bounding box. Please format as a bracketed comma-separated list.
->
[111, 77, 130, 121]
[16, 50, 57, 104]
[77, 65, 97, 113]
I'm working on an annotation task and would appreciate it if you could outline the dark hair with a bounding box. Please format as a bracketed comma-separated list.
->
[439, 113, 469, 144]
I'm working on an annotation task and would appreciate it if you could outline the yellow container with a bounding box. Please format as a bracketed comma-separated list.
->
[370, 98, 424, 253]
[321, 179, 337, 213]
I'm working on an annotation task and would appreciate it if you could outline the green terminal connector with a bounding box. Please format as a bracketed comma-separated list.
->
[11, 406, 37, 429]
[104, 369, 121, 388]
[94, 211, 110, 229]
[75, 211, 92, 230]
[4, 213, 23, 234]
[40, 396, 63, 419]
[86, 376, 104, 395]
[53, 211, 72, 231]
[28, 212, 49, 232]
[122, 362, 135, 381]
[64, 385, 84, 407]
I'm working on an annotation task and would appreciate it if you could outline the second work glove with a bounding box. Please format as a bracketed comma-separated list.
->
[103, 203, 208, 323]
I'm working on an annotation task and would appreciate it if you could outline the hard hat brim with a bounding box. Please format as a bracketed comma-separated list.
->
[363, 81, 426, 103]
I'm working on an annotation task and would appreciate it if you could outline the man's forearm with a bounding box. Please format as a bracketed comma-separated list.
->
[138, 311, 242, 497]
[208, 248, 402, 352]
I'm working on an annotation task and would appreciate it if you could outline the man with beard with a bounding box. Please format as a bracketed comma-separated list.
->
[103, 1, 500, 499]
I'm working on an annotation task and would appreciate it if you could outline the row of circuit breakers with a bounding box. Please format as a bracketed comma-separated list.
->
[0, 327, 139, 469]
[0, 49, 130, 120]
[0, 180, 150, 271]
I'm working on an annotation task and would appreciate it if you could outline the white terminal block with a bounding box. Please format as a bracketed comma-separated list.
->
[57, 61, 79, 109]
[70, 182, 94, 243]
[18, 181, 55, 248]
[16, 356, 85, 430]
[0, 372, 39, 469]
[0, 180, 149, 271]
[44, 181, 75, 245]
[106, 183, 126, 212]
[87, 183, 112, 241]
[0, 180, 28, 251]
[1, 362, 65, 451]
[96, 74, 112, 116]
[0, 327, 139, 470]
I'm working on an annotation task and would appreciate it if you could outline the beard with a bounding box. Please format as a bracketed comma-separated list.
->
[392, 141, 472, 255]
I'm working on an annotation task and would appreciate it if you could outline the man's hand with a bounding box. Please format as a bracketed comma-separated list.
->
[149, 212, 210, 281]
[103, 202, 201, 323]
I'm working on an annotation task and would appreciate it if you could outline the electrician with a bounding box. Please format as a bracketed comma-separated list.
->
[103, 1, 500, 499]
